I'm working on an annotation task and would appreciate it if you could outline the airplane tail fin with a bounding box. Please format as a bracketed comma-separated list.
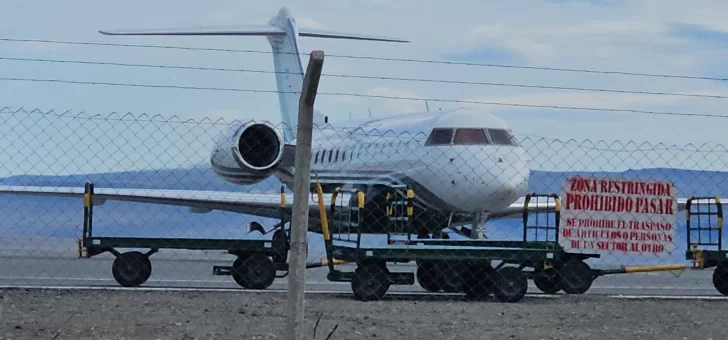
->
[99, 7, 409, 143]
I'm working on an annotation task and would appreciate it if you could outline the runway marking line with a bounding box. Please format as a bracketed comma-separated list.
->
[0, 277, 718, 291]
[608, 295, 728, 300]
[0, 277, 714, 290]
[0, 284, 561, 297]
[1, 285, 726, 300]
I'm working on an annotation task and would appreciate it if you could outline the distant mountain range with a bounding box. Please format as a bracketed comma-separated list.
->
[1, 166, 726, 265]
[5, 165, 727, 196]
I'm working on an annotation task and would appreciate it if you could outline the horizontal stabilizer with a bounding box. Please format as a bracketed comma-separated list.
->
[298, 28, 409, 43]
[99, 26, 409, 42]
[99, 25, 286, 36]
[96, 6, 408, 144]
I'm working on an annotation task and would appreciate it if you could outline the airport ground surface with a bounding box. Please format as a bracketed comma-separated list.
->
[0, 248, 723, 296]
[1, 288, 726, 340]
[1, 247, 727, 339]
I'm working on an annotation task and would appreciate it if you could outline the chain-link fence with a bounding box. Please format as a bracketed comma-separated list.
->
[0, 106, 727, 302]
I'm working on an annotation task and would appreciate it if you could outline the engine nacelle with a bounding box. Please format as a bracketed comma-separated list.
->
[210, 121, 286, 185]
[232, 121, 284, 171]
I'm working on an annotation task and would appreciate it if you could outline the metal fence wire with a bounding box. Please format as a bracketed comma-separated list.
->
[1, 106, 728, 303]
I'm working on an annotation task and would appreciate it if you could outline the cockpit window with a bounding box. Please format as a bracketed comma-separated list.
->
[425, 128, 453, 145]
[453, 128, 490, 145]
[487, 129, 519, 146]
[426, 127, 519, 146]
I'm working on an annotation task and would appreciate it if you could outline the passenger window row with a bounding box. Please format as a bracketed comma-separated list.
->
[312, 139, 420, 164]
[312, 149, 349, 164]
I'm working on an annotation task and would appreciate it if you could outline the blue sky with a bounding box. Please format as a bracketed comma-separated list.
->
[3, 0, 728, 176]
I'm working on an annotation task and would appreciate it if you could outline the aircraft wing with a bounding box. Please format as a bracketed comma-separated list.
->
[3, 184, 726, 230]
[0, 185, 349, 222]
[489, 196, 728, 221]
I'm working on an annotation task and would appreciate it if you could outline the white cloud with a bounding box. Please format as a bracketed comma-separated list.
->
[448, 18, 683, 65]
[632, 0, 728, 33]
[460, 91, 687, 113]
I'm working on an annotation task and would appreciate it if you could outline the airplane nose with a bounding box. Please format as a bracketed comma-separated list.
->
[446, 152, 529, 212]
[489, 169, 529, 207]
[414, 146, 530, 214]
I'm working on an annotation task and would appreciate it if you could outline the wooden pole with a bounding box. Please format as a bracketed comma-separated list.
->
[286, 50, 324, 340]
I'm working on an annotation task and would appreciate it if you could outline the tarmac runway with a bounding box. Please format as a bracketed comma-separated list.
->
[3, 249, 727, 339]
[0, 249, 723, 297]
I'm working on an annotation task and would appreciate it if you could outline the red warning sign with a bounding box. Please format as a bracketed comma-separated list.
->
[559, 176, 677, 255]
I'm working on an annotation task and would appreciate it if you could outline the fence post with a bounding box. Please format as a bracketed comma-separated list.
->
[287, 50, 324, 340]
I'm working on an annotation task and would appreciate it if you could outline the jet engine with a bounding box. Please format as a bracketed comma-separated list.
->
[233, 122, 284, 171]
[210, 121, 290, 185]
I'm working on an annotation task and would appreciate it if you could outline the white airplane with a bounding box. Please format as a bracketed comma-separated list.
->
[0, 7, 718, 242]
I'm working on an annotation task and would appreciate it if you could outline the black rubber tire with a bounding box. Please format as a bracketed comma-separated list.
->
[271, 229, 289, 264]
[462, 263, 495, 300]
[493, 267, 528, 303]
[713, 265, 728, 295]
[434, 260, 465, 293]
[111, 251, 152, 287]
[351, 263, 390, 301]
[533, 268, 562, 294]
[231, 253, 276, 290]
[416, 260, 441, 292]
[559, 259, 593, 294]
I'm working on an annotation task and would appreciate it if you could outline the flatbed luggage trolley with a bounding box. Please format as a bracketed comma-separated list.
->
[683, 196, 728, 295]
[314, 183, 602, 303]
[78, 181, 291, 289]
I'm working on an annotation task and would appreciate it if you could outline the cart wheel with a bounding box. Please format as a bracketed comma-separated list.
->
[712, 265, 728, 295]
[351, 263, 390, 301]
[533, 268, 562, 294]
[558, 259, 593, 294]
[416, 260, 441, 292]
[271, 229, 289, 264]
[462, 263, 495, 300]
[493, 267, 528, 303]
[111, 251, 152, 287]
[232, 253, 276, 289]
[434, 260, 465, 293]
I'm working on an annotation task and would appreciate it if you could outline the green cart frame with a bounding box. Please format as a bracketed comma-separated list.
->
[78, 181, 291, 289]
[683, 196, 728, 295]
[313, 183, 601, 303]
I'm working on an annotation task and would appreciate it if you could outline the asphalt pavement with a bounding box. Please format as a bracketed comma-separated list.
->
[3, 288, 727, 340]
[2, 247, 726, 339]
[0, 248, 722, 297]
